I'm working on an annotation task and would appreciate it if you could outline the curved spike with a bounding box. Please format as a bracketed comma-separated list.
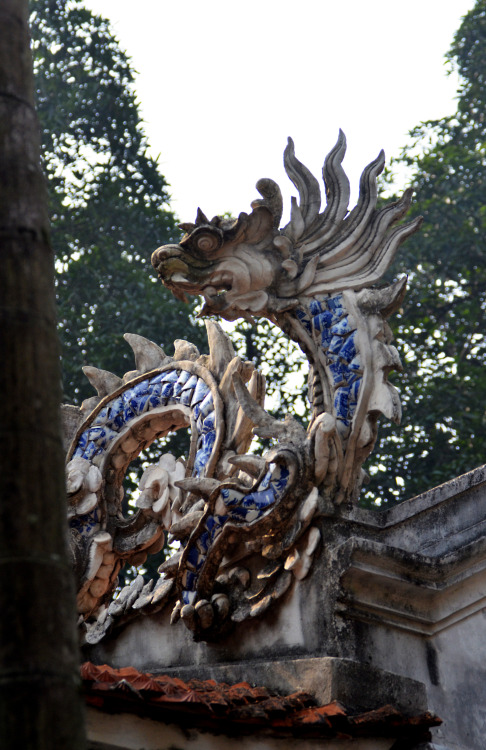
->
[206, 320, 236, 380]
[247, 369, 266, 407]
[175, 478, 222, 497]
[273, 235, 293, 259]
[173, 339, 199, 361]
[232, 372, 281, 439]
[82, 366, 122, 398]
[307, 192, 421, 294]
[225, 369, 265, 454]
[358, 276, 408, 318]
[351, 148, 386, 224]
[169, 510, 205, 540]
[360, 216, 422, 287]
[318, 129, 350, 230]
[123, 333, 170, 372]
[277, 255, 319, 298]
[195, 208, 209, 225]
[325, 192, 418, 281]
[283, 137, 321, 227]
[302, 148, 384, 259]
[179, 222, 195, 234]
[80, 395, 101, 415]
[228, 454, 267, 478]
[232, 373, 305, 441]
[251, 178, 283, 229]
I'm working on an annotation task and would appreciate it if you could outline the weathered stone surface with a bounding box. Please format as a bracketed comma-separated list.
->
[141, 657, 428, 716]
[88, 465, 486, 749]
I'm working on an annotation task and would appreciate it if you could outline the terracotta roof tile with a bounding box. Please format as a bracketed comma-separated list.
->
[82, 661, 441, 741]
[286, 700, 348, 726]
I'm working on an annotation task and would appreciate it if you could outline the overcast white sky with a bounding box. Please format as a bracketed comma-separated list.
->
[85, 0, 474, 223]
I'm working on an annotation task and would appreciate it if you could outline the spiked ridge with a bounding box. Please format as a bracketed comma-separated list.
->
[64, 321, 324, 642]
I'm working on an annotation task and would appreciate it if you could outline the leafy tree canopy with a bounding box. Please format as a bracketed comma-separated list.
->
[31, 0, 207, 405]
[363, 0, 486, 506]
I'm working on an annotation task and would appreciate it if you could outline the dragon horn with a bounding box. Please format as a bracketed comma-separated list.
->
[123, 333, 171, 372]
[357, 275, 408, 318]
[82, 366, 122, 398]
[195, 208, 210, 225]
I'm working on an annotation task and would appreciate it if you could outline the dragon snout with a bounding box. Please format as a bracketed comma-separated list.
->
[151, 244, 194, 301]
[151, 244, 194, 284]
[151, 244, 185, 273]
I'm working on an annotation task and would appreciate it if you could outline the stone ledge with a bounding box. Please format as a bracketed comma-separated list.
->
[153, 656, 428, 715]
[338, 535, 486, 635]
[346, 463, 486, 531]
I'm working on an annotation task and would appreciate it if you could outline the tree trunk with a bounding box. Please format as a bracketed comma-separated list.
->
[0, 1, 86, 747]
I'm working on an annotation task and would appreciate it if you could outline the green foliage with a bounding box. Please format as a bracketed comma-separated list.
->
[363, 0, 486, 507]
[31, 0, 208, 583]
[31, 0, 207, 405]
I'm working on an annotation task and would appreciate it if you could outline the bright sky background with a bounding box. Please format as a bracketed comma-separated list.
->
[85, 0, 474, 223]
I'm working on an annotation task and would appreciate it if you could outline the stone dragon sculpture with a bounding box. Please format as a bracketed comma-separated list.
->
[63, 133, 421, 642]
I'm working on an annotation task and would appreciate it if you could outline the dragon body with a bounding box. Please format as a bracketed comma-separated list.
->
[64, 134, 421, 642]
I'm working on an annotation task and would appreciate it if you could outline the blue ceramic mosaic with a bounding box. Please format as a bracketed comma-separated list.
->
[296, 294, 363, 430]
[70, 507, 100, 536]
[70, 367, 217, 536]
[181, 463, 291, 604]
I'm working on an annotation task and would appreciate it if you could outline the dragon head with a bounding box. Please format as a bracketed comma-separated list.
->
[152, 196, 306, 321]
[152, 134, 422, 324]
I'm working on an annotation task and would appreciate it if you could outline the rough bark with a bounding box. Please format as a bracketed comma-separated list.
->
[0, 1, 86, 747]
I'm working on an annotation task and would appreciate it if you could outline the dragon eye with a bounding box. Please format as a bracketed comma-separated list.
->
[197, 233, 219, 252]
[192, 227, 223, 255]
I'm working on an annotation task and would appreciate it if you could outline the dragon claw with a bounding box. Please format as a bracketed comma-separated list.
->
[179, 593, 230, 635]
[195, 599, 214, 630]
